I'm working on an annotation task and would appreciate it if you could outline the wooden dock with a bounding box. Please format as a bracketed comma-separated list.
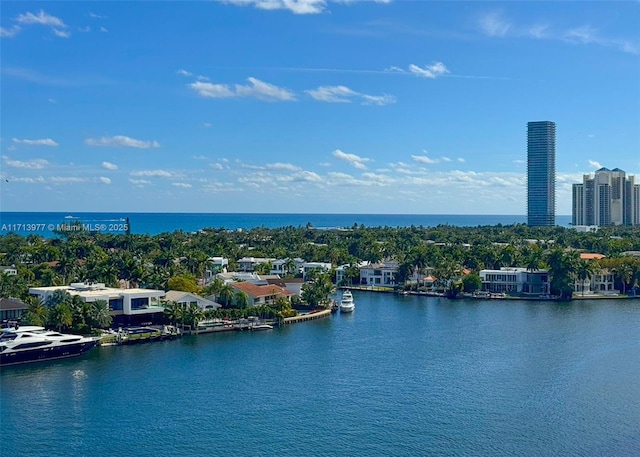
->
[282, 308, 331, 325]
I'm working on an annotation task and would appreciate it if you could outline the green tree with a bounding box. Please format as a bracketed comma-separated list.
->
[89, 300, 112, 329]
[25, 297, 48, 327]
[218, 284, 235, 308]
[49, 303, 73, 332]
[576, 260, 596, 297]
[167, 274, 200, 294]
[235, 291, 249, 309]
[462, 273, 482, 293]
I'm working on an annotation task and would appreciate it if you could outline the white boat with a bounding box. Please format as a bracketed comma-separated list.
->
[340, 290, 355, 312]
[250, 324, 274, 331]
[0, 325, 98, 366]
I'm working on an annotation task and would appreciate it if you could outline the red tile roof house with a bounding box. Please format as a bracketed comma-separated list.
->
[229, 282, 294, 307]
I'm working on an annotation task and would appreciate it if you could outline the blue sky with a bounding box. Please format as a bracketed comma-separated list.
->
[1, 1, 639, 214]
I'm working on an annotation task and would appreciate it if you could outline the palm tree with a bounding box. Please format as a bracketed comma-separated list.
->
[163, 301, 184, 327]
[89, 300, 112, 329]
[617, 262, 633, 295]
[49, 303, 73, 332]
[218, 284, 235, 308]
[235, 291, 249, 309]
[25, 297, 48, 327]
[576, 259, 596, 297]
[183, 303, 204, 330]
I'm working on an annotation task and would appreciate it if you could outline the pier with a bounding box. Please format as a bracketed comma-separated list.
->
[282, 308, 331, 324]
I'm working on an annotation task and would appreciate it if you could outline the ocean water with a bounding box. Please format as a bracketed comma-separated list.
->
[0, 212, 573, 237]
[2, 293, 639, 456]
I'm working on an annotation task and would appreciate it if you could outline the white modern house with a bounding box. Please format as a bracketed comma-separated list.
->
[479, 268, 549, 295]
[302, 262, 332, 281]
[270, 258, 305, 276]
[204, 256, 229, 282]
[29, 282, 166, 326]
[359, 261, 399, 287]
[236, 257, 276, 272]
[0, 265, 18, 276]
[163, 290, 222, 310]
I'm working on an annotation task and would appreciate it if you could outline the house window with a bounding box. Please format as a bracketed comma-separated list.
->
[131, 297, 149, 310]
[109, 298, 123, 311]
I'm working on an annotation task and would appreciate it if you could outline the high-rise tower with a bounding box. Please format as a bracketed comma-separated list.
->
[527, 121, 556, 227]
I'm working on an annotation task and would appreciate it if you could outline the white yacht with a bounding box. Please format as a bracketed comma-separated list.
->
[0, 325, 98, 367]
[339, 290, 355, 313]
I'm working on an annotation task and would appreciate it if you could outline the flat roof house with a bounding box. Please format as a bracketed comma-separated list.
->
[29, 282, 166, 327]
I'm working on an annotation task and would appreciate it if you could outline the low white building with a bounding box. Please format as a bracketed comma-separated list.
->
[163, 290, 222, 310]
[205, 256, 229, 282]
[270, 258, 305, 276]
[479, 268, 549, 295]
[236, 257, 275, 272]
[359, 261, 398, 287]
[302, 262, 332, 281]
[29, 282, 166, 326]
[0, 265, 18, 276]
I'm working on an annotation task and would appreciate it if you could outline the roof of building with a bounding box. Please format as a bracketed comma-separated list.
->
[0, 298, 27, 311]
[230, 282, 294, 298]
[580, 253, 605, 260]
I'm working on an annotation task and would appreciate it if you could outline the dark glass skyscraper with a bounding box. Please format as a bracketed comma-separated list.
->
[527, 121, 556, 227]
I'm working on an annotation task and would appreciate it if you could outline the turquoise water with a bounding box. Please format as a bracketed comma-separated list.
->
[2, 293, 639, 456]
[0, 212, 573, 237]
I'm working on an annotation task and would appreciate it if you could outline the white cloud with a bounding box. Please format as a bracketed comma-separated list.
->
[101, 161, 118, 170]
[221, 0, 390, 15]
[190, 77, 295, 102]
[306, 85, 357, 103]
[52, 28, 70, 38]
[203, 122, 212, 128]
[222, 0, 328, 15]
[16, 10, 66, 28]
[266, 162, 302, 171]
[457, 158, 466, 163]
[130, 170, 173, 177]
[441, 157, 452, 162]
[361, 94, 396, 106]
[411, 154, 438, 165]
[12, 138, 59, 147]
[408, 62, 449, 78]
[78, 26, 91, 32]
[479, 11, 639, 55]
[2, 156, 49, 169]
[306, 85, 396, 105]
[99, 26, 108, 33]
[89, 12, 108, 19]
[479, 11, 512, 37]
[15, 10, 69, 38]
[588, 160, 602, 169]
[189, 81, 235, 98]
[98, 177, 111, 184]
[129, 179, 151, 186]
[172, 182, 192, 188]
[210, 163, 224, 170]
[0, 26, 21, 38]
[48, 98, 56, 103]
[177, 69, 193, 76]
[333, 149, 370, 169]
[86, 135, 160, 149]
[236, 77, 296, 101]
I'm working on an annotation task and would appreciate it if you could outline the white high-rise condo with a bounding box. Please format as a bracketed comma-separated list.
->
[527, 121, 556, 227]
[572, 168, 639, 227]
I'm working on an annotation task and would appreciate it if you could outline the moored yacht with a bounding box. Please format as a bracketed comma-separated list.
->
[339, 290, 355, 313]
[0, 325, 98, 366]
